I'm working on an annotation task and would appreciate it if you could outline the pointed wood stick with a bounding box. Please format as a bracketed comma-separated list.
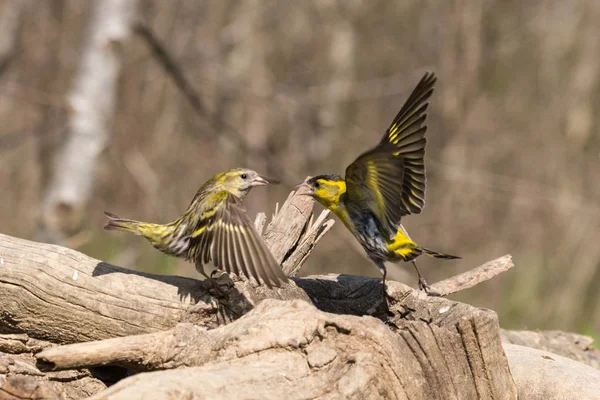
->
[429, 254, 514, 296]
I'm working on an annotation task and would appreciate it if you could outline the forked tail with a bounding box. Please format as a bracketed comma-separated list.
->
[103, 211, 142, 234]
[421, 248, 461, 260]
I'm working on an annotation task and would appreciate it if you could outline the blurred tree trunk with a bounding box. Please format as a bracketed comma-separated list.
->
[38, 0, 138, 245]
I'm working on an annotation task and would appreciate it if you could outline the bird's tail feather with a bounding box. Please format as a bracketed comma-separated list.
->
[421, 247, 461, 260]
[103, 211, 142, 234]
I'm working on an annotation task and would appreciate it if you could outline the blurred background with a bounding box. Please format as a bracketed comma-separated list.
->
[1, 0, 599, 337]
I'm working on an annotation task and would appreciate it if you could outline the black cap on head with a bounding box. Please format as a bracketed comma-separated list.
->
[308, 174, 343, 185]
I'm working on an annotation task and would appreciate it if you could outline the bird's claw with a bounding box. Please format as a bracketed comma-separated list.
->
[418, 277, 441, 297]
[204, 272, 233, 299]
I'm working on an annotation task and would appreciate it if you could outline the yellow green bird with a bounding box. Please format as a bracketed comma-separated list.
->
[104, 168, 288, 288]
[298, 72, 459, 296]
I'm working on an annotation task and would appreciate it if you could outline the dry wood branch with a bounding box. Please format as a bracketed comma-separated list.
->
[261, 189, 332, 275]
[253, 212, 267, 235]
[0, 374, 62, 400]
[0, 232, 200, 343]
[282, 210, 335, 276]
[263, 186, 319, 264]
[37, 273, 517, 377]
[429, 254, 514, 296]
[40, 299, 517, 400]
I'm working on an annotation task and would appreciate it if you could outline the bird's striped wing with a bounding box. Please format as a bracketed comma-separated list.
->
[345, 72, 435, 235]
[190, 192, 288, 288]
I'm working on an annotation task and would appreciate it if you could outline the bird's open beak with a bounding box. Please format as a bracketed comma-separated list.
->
[250, 174, 278, 186]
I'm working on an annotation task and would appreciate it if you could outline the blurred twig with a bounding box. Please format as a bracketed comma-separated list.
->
[133, 21, 303, 186]
[133, 22, 209, 118]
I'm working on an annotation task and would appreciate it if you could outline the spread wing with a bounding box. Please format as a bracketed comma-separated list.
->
[189, 192, 288, 288]
[345, 72, 435, 235]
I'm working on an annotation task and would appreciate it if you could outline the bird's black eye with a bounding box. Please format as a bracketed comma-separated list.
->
[314, 181, 320, 188]
[241, 174, 248, 180]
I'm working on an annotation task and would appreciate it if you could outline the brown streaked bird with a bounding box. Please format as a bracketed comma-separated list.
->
[298, 72, 460, 297]
[104, 168, 288, 288]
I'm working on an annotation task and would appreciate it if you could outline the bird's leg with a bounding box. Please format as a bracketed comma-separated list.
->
[376, 261, 395, 305]
[382, 267, 387, 300]
[196, 267, 229, 299]
[195, 264, 210, 280]
[412, 260, 440, 297]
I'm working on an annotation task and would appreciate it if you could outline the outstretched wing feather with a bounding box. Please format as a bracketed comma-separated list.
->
[345, 73, 435, 234]
[190, 193, 287, 287]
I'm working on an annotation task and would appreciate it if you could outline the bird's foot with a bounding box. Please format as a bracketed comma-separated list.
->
[204, 272, 233, 299]
[418, 277, 441, 297]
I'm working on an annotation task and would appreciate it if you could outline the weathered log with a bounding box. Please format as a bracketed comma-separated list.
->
[0, 334, 110, 400]
[0, 190, 332, 343]
[503, 344, 600, 400]
[33, 266, 519, 398]
[0, 226, 512, 344]
[0, 232, 202, 343]
[55, 299, 516, 400]
[7, 186, 599, 400]
[500, 329, 600, 370]
[4, 229, 600, 399]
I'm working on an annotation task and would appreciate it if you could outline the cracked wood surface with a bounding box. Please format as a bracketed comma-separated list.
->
[262, 185, 317, 264]
[73, 299, 516, 400]
[2, 231, 599, 399]
[0, 334, 109, 400]
[35, 275, 520, 399]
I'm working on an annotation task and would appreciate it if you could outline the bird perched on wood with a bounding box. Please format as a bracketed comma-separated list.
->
[298, 72, 459, 296]
[104, 168, 288, 288]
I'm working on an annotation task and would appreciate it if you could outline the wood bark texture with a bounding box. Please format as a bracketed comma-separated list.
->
[500, 329, 600, 369]
[0, 334, 110, 400]
[57, 299, 517, 400]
